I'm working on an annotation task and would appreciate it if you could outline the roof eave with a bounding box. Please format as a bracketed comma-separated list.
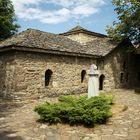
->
[0, 45, 101, 58]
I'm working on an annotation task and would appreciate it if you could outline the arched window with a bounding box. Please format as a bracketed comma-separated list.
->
[81, 70, 86, 83]
[45, 69, 53, 87]
[126, 72, 129, 82]
[120, 72, 123, 83]
[123, 61, 126, 70]
[137, 72, 140, 82]
[99, 74, 105, 90]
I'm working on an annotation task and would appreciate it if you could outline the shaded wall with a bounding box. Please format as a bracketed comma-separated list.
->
[132, 54, 140, 87]
[98, 43, 135, 90]
[0, 51, 16, 99]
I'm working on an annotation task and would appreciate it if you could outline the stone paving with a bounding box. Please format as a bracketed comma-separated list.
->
[0, 89, 140, 140]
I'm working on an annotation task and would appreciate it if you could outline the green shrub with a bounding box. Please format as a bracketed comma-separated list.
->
[34, 95, 113, 127]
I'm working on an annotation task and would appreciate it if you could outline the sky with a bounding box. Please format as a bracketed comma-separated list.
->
[11, 0, 118, 35]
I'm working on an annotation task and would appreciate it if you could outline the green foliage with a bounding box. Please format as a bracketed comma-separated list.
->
[0, 0, 20, 40]
[34, 95, 113, 127]
[106, 0, 140, 43]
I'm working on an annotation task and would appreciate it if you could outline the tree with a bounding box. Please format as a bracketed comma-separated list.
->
[106, 0, 140, 43]
[0, 0, 20, 40]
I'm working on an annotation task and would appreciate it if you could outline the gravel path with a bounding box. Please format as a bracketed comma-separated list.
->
[0, 89, 140, 140]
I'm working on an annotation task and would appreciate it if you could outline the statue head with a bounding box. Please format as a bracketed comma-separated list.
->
[90, 64, 97, 74]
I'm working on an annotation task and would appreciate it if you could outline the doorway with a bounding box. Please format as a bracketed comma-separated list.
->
[99, 74, 105, 90]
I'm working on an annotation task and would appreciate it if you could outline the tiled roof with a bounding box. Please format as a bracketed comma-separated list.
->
[84, 38, 118, 56]
[0, 27, 119, 57]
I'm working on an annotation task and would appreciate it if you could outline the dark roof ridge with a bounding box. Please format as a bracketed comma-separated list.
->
[60, 25, 107, 38]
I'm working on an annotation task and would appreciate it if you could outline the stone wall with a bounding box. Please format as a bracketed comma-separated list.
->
[0, 51, 16, 99]
[10, 51, 96, 100]
[0, 45, 135, 101]
[98, 44, 134, 91]
[66, 33, 100, 44]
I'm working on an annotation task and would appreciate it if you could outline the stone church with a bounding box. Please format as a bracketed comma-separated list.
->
[0, 26, 139, 100]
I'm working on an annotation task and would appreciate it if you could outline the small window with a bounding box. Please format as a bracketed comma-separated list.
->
[120, 73, 123, 83]
[81, 70, 86, 83]
[126, 73, 129, 82]
[123, 61, 127, 71]
[137, 72, 140, 82]
[45, 69, 53, 87]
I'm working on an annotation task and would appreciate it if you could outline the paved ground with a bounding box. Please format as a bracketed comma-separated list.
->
[0, 89, 140, 140]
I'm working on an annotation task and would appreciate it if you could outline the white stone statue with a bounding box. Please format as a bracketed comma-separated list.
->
[88, 64, 99, 98]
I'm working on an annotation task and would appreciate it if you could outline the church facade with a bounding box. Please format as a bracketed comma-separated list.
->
[0, 26, 138, 100]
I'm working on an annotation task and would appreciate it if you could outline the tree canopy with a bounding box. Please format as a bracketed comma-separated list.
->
[106, 0, 140, 43]
[0, 0, 19, 40]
